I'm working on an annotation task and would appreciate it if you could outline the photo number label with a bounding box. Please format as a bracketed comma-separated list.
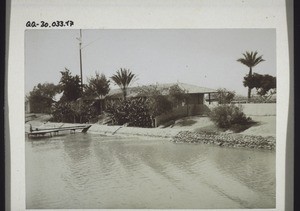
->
[26, 20, 74, 28]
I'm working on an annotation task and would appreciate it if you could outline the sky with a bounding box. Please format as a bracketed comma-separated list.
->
[25, 29, 276, 96]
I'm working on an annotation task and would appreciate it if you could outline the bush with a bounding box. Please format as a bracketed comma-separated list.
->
[212, 88, 235, 104]
[51, 100, 97, 123]
[106, 98, 153, 128]
[148, 95, 173, 117]
[209, 104, 252, 131]
[136, 85, 173, 116]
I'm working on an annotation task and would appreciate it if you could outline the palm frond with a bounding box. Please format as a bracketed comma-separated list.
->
[253, 56, 265, 66]
[111, 68, 137, 99]
[237, 51, 265, 68]
[253, 51, 258, 59]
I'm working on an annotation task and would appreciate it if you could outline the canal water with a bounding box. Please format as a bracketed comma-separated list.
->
[25, 133, 275, 209]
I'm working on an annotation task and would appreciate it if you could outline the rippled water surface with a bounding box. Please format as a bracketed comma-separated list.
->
[26, 133, 275, 209]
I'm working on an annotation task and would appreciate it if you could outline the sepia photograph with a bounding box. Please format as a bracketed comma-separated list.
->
[24, 29, 276, 209]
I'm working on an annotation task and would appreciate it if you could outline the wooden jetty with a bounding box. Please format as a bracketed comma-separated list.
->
[28, 125, 92, 137]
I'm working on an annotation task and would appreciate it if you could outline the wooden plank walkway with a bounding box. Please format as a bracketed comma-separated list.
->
[28, 125, 92, 137]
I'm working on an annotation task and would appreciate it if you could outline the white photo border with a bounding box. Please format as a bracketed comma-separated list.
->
[7, 0, 291, 210]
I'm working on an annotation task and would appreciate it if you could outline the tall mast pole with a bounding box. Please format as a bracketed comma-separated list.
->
[79, 29, 83, 88]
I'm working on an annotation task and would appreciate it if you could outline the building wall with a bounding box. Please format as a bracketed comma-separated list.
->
[187, 93, 204, 104]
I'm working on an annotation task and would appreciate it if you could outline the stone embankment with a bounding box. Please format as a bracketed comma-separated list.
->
[89, 124, 183, 139]
[25, 120, 276, 150]
[172, 131, 275, 150]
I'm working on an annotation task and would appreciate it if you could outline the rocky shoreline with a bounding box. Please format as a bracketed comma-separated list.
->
[172, 131, 276, 150]
[25, 120, 276, 150]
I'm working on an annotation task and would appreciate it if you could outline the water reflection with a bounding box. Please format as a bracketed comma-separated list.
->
[26, 133, 275, 209]
[63, 133, 92, 162]
[62, 134, 92, 194]
[212, 147, 275, 200]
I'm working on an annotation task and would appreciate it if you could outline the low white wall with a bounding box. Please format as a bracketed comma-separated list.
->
[241, 103, 276, 116]
[207, 103, 276, 116]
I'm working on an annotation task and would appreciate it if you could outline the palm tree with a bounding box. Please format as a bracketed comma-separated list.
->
[86, 72, 110, 113]
[111, 68, 136, 100]
[237, 51, 265, 99]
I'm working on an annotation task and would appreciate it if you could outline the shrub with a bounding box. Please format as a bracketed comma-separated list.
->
[211, 88, 235, 104]
[136, 85, 173, 116]
[209, 104, 252, 131]
[168, 84, 187, 107]
[106, 98, 152, 127]
[51, 100, 97, 123]
[147, 95, 173, 117]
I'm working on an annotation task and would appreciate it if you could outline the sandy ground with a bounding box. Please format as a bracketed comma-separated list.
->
[170, 115, 275, 137]
[25, 113, 275, 138]
[239, 116, 276, 137]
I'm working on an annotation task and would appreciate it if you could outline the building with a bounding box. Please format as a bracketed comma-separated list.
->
[106, 82, 217, 127]
[106, 82, 217, 105]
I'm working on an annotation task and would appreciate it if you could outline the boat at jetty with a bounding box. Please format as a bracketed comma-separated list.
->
[27, 124, 92, 138]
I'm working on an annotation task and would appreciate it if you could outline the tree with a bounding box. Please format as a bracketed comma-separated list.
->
[243, 73, 276, 102]
[28, 83, 59, 113]
[212, 88, 235, 104]
[243, 73, 261, 91]
[59, 68, 82, 102]
[86, 72, 110, 99]
[110, 68, 136, 100]
[136, 85, 172, 117]
[237, 51, 265, 100]
[85, 72, 110, 112]
[168, 85, 187, 107]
